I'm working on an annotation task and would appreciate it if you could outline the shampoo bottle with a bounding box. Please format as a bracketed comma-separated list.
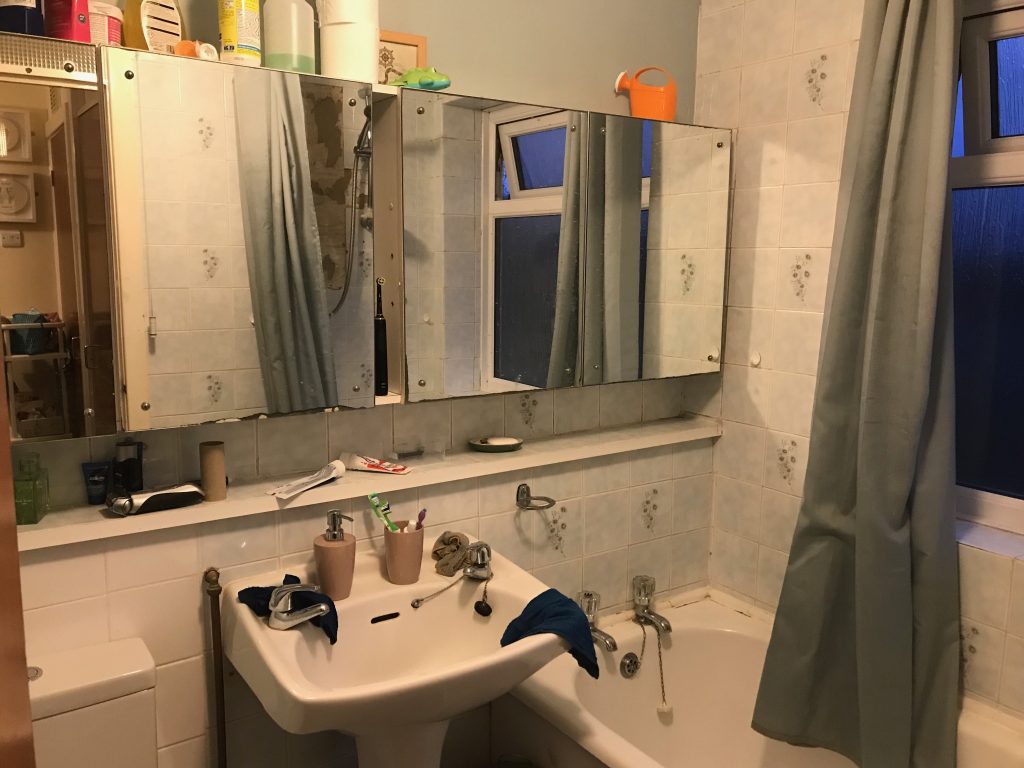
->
[0, 0, 44, 36]
[218, 0, 261, 66]
[262, 0, 315, 73]
[314, 509, 356, 601]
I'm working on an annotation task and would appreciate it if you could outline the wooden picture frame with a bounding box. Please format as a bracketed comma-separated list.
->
[378, 30, 428, 85]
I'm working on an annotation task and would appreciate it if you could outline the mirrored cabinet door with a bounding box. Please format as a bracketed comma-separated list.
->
[103, 48, 376, 430]
[402, 91, 584, 402]
[582, 115, 731, 385]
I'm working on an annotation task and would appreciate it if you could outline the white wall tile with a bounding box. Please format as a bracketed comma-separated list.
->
[23, 596, 109, 656]
[478, 471, 525, 517]
[419, 478, 480, 526]
[697, 6, 745, 74]
[741, 0, 796, 65]
[672, 529, 710, 588]
[771, 310, 822, 375]
[740, 59, 791, 127]
[794, 0, 860, 52]
[673, 441, 714, 478]
[641, 379, 685, 421]
[107, 527, 201, 591]
[768, 370, 815, 436]
[724, 308, 774, 368]
[710, 529, 759, 597]
[109, 577, 206, 664]
[776, 248, 830, 312]
[785, 114, 844, 184]
[694, 68, 742, 128]
[787, 44, 853, 120]
[158, 733, 209, 768]
[674, 475, 713, 532]
[961, 619, 1005, 701]
[629, 446, 675, 487]
[533, 559, 583, 599]
[722, 364, 771, 427]
[257, 413, 328, 478]
[582, 548, 629, 608]
[756, 546, 788, 607]
[328, 405, 394, 461]
[714, 475, 762, 539]
[629, 482, 675, 543]
[714, 420, 767, 485]
[156, 655, 210, 747]
[728, 248, 779, 308]
[451, 395, 505, 448]
[960, 545, 1013, 629]
[627, 536, 674, 594]
[760, 489, 801, 553]
[1008, 560, 1024, 637]
[599, 382, 643, 427]
[780, 182, 839, 247]
[731, 187, 783, 248]
[1001, 635, 1024, 713]
[763, 431, 809, 496]
[393, 399, 452, 454]
[534, 499, 583, 568]
[19, 541, 106, 610]
[200, 514, 278, 568]
[479, 510, 534, 570]
[554, 387, 600, 435]
[504, 391, 555, 440]
[584, 490, 630, 555]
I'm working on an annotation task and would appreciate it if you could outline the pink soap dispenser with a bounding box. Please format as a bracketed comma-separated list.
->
[314, 509, 356, 601]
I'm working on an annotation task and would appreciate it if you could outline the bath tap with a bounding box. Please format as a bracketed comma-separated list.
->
[632, 575, 672, 634]
[579, 590, 618, 652]
[267, 583, 330, 631]
[463, 542, 493, 580]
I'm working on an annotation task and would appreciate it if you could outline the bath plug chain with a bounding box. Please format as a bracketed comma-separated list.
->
[632, 619, 672, 715]
[411, 574, 464, 608]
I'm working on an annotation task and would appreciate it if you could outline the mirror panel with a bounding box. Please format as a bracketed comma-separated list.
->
[583, 115, 730, 384]
[402, 91, 583, 402]
[103, 48, 376, 430]
[0, 79, 116, 441]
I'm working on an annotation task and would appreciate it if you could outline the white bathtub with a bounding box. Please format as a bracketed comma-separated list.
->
[498, 594, 1024, 768]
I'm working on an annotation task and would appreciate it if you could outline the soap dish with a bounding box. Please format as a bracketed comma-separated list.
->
[468, 436, 523, 453]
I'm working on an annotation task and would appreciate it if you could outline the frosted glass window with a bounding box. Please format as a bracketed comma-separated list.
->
[993, 35, 1024, 138]
[952, 185, 1024, 499]
[512, 127, 567, 190]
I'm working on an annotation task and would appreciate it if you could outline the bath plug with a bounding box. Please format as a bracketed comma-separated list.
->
[657, 703, 673, 715]
[389, 66, 451, 90]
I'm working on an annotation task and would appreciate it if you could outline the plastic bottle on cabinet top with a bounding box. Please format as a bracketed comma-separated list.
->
[219, 0, 261, 66]
[263, 0, 315, 74]
[0, 0, 44, 36]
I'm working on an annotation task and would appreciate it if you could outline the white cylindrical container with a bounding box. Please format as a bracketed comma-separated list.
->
[319, 0, 378, 83]
[88, 1, 122, 44]
[218, 0, 261, 67]
[263, 0, 315, 73]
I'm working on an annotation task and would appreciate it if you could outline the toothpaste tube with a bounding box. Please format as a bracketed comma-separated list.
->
[339, 453, 411, 475]
[266, 459, 346, 500]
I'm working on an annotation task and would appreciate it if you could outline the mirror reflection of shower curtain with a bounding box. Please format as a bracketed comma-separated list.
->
[584, 115, 643, 385]
[546, 111, 585, 389]
[234, 69, 338, 413]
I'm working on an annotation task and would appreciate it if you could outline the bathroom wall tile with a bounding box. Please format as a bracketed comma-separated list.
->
[178, 419, 258, 483]
[788, 44, 852, 120]
[768, 370, 815, 436]
[776, 248, 830, 312]
[350, 489, 417, 541]
[694, 69, 742, 132]
[328, 405, 394, 461]
[673, 441, 714, 478]
[710, 529, 759, 597]
[504, 391, 555, 440]
[109, 577, 205, 664]
[785, 114, 844, 184]
[794, 0, 861, 53]
[582, 454, 631, 496]
[479, 471, 526, 517]
[714, 420, 767, 485]
[393, 399, 452, 454]
[641, 378, 685, 421]
[673, 475, 713, 532]
[672, 529, 710, 588]
[278, 503, 339, 555]
[533, 559, 583, 600]
[416, 479, 479, 526]
[23, 596, 109, 656]
[780, 182, 839, 248]
[629, 482, 675, 543]
[534, 499, 583, 568]
[1000, 635, 1024, 713]
[714, 475, 762, 539]
[627, 536, 674, 594]
[761, 489, 801, 553]
[257, 412, 328, 478]
[630, 445, 675, 487]
[156, 655, 210, 747]
[697, 6, 745, 74]
[763, 431, 809, 496]
[599, 382, 643, 427]
[157, 734, 209, 768]
[554, 387, 600, 434]
[960, 545, 1013, 629]
[741, 0, 796, 64]
[728, 248, 779, 308]
[200, 513, 278, 568]
[533, 462, 583, 502]
[739, 58, 791, 127]
[423, 514, 479, 542]
[479, 510, 534, 570]
[19, 540, 106, 610]
[721, 364, 771, 427]
[756, 546, 789, 608]
[731, 187, 783, 248]
[1007, 560, 1024, 637]
[724, 307, 774, 368]
[583, 548, 629, 607]
[771, 310, 822, 376]
[13, 437, 91, 509]
[451, 395, 505, 448]
[961, 619, 1005, 701]
[734, 122, 788, 190]
[584, 490, 630, 555]
[106, 527, 201, 591]
[680, 372, 723, 417]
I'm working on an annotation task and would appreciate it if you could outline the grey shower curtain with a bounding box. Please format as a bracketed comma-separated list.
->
[583, 115, 643, 385]
[234, 69, 337, 413]
[752, 2, 962, 767]
[546, 111, 585, 389]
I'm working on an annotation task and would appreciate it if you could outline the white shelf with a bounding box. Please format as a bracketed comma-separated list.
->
[16, 416, 721, 553]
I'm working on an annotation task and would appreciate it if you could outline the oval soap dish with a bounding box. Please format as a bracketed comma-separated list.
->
[468, 436, 523, 453]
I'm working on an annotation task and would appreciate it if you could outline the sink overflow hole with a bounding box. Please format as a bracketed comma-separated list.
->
[370, 612, 401, 624]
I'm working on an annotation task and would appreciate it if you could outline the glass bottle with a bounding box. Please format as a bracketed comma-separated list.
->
[14, 452, 49, 525]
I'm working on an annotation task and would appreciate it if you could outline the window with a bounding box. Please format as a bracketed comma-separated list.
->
[953, 4, 1024, 533]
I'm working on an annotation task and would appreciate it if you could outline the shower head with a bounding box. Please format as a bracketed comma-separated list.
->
[355, 105, 372, 157]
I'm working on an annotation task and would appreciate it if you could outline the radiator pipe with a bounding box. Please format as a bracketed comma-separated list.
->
[203, 567, 227, 768]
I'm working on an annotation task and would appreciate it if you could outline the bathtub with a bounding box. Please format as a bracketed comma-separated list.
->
[497, 593, 1024, 768]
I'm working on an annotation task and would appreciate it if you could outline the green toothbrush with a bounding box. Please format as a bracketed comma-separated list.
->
[368, 492, 399, 532]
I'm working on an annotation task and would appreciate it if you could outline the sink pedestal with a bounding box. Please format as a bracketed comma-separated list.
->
[355, 721, 450, 768]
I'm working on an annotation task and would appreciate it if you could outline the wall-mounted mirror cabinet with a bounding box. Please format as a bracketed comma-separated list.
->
[399, 89, 730, 403]
[103, 48, 377, 430]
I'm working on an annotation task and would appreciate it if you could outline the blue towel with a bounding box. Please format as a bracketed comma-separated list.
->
[237, 574, 338, 645]
[501, 588, 599, 679]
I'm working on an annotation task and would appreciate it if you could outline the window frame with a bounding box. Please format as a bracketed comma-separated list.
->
[953, 1, 1024, 535]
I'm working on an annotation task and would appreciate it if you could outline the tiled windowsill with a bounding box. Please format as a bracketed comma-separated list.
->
[16, 415, 721, 553]
[957, 519, 1024, 559]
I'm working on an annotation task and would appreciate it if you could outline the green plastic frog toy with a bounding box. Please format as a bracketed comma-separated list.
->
[388, 66, 451, 91]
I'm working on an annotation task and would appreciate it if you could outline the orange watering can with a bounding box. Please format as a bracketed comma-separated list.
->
[614, 67, 677, 121]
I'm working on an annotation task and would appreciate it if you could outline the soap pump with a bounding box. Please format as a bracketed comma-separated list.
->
[314, 509, 356, 601]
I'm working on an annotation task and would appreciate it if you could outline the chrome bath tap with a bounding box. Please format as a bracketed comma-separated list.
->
[579, 590, 618, 652]
[267, 583, 330, 631]
[632, 575, 672, 634]
[463, 542, 493, 580]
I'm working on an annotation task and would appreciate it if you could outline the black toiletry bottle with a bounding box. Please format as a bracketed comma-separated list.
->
[374, 277, 389, 396]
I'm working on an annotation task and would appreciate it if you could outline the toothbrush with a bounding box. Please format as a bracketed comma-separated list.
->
[368, 492, 399, 532]
[414, 508, 427, 530]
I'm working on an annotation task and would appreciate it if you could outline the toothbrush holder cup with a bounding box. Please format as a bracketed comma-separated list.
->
[384, 522, 424, 584]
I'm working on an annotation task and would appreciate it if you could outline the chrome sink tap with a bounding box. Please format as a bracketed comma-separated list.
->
[463, 542, 492, 580]
[268, 583, 330, 631]
[632, 575, 671, 634]
[579, 590, 617, 652]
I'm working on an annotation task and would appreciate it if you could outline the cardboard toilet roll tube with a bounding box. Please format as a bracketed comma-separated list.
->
[200, 441, 227, 501]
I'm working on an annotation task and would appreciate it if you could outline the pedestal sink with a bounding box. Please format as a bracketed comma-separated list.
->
[221, 541, 567, 768]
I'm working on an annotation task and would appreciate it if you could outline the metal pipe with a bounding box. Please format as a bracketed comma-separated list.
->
[203, 567, 227, 768]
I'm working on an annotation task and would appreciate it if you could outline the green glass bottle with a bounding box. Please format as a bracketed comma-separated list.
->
[14, 452, 49, 525]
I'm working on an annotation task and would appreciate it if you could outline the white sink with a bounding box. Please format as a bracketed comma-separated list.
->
[222, 540, 567, 768]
